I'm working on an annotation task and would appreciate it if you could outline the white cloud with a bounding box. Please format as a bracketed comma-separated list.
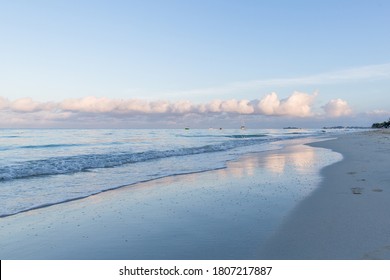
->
[11, 97, 40, 112]
[171, 100, 193, 114]
[60, 96, 118, 113]
[255, 91, 317, 117]
[199, 99, 222, 113]
[255, 92, 280, 115]
[10, 97, 54, 112]
[322, 99, 352, 117]
[219, 99, 254, 114]
[366, 109, 390, 116]
[276, 91, 317, 117]
[0, 92, 354, 127]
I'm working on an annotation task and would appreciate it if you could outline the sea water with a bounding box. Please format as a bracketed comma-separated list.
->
[0, 128, 344, 217]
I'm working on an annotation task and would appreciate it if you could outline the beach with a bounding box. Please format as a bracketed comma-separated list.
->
[1, 130, 389, 259]
[261, 130, 390, 259]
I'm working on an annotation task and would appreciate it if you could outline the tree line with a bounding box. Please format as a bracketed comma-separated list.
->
[372, 118, 390, 128]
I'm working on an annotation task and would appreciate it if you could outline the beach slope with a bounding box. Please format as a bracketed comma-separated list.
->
[261, 130, 390, 259]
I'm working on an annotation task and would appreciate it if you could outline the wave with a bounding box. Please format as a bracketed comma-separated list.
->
[178, 133, 268, 139]
[224, 134, 268, 139]
[0, 137, 272, 181]
[0, 135, 21, 138]
[0, 143, 85, 151]
[0, 141, 127, 152]
[20, 143, 86, 149]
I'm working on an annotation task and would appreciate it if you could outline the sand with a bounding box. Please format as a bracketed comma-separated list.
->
[1, 131, 389, 260]
[261, 130, 390, 259]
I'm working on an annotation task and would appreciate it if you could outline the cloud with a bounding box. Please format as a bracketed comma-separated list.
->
[255, 91, 317, 117]
[322, 99, 352, 117]
[9, 97, 54, 113]
[60, 96, 118, 113]
[11, 98, 43, 112]
[0, 92, 353, 127]
[171, 100, 194, 114]
[255, 92, 280, 115]
[366, 109, 390, 116]
[201, 99, 254, 114]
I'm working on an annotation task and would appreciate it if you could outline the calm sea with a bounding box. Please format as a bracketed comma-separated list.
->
[0, 128, 339, 217]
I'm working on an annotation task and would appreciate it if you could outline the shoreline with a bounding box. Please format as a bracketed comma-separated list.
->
[0, 167, 227, 219]
[0, 137, 339, 260]
[260, 130, 390, 259]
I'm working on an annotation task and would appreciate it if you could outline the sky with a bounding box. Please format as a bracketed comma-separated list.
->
[0, 0, 389, 128]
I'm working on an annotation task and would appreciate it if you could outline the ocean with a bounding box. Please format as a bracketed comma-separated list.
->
[0, 128, 340, 218]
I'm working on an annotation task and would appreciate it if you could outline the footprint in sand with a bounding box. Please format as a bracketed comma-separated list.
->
[351, 187, 363, 194]
[372, 188, 383, 192]
[347, 171, 357, 175]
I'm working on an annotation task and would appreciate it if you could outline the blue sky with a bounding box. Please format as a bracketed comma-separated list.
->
[0, 0, 389, 128]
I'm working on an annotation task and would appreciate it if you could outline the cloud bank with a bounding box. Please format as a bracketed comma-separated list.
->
[0, 92, 353, 127]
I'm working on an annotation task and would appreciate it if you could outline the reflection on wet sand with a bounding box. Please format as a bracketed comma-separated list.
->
[263, 145, 317, 174]
[220, 144, 318, 178]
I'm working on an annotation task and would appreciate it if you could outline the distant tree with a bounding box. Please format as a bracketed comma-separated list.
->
[372, 118, 390, 128]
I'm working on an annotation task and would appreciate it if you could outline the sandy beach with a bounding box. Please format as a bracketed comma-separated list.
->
[261, 130, 390, 259]
[1, 131, 389, 259]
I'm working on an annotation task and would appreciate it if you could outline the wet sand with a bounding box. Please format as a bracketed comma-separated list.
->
[261, 130, 390, 259]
